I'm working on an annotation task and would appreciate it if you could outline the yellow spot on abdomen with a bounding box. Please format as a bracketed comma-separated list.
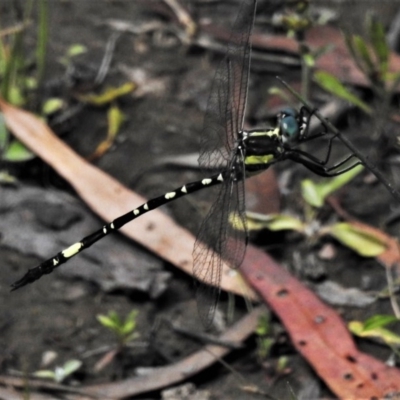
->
[165, 192, 176, 199]
[62, 242, 83, 259]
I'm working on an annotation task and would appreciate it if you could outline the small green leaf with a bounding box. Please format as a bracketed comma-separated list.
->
[353, 35, 375, 75]
[267, 86, 291, 103]
[0, 170, 17, 184]
[257, 337, 274, 359]
[98, 309, 139, 344]
[121, 320, 135, 335]
[4, 140, 35, 162]
[256, 314, 270, 336]
[8, 84, 26, 107]
[25, 77, 38, 90]
[0, 112, 9, 150]
[246, 212, 305, 232]
[277, 355, 289, 373]
[62, 359, 82, 377]
[107, 104, 125, 139]
[349, 320, 400, 346]
[97, 314, 118, 330]
[368, 15, 389, 76]
[105, 310, 121, 326]
[328, 222, 387, 257]
[67, 44, 87, 58]
[301, 179, 324, 208]
[385, 71, 400, 83]
[34, 370, 56, 379]
[344, 33, 359, 68]
[316, 165, 363, 198]
[302, 165, 364, 208]
[303, 53, 315, 68]
[314, 71, 372, 114]
[42, 98, 64, 115]
[363, 315, 398, 331]
[78, 82, 135, 106]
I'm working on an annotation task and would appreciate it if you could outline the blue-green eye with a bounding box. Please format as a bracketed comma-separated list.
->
[279, 108, 300, 143]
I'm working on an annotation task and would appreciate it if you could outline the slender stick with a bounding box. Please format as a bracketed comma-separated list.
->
[277, 76, 400, 204]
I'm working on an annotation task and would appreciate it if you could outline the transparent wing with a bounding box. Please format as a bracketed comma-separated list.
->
[194, 0, 255, 326]
[198, 0, 256, 171]
[193, 167, 248, 327]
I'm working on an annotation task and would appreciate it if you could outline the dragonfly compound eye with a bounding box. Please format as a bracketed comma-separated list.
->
[280, 114, 300, 143]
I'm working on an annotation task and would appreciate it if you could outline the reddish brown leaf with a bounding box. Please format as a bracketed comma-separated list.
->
[241, 246, 400, 399]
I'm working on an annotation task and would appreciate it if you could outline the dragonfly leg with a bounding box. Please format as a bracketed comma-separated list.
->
[286, 150, 361, 177]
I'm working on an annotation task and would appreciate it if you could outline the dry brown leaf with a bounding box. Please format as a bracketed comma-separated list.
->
[0, 98, 257, 300]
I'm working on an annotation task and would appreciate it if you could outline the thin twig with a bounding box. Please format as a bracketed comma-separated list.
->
[95, 32, 121, 85]
[163, 0, 197, 39]
[385, 266, 400, 318]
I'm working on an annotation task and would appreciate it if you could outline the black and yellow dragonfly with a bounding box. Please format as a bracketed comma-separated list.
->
[11, 0, 359, 325]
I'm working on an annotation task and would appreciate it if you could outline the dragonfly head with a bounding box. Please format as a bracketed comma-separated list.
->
[278, 108, 301, 144]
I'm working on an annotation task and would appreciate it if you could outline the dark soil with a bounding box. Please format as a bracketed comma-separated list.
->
[1, 1, 400, 399]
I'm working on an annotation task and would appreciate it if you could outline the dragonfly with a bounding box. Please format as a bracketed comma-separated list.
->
[11, 0, 360, 325]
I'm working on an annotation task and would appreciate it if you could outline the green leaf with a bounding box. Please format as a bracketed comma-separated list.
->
[246, 212, 305, 232]
[34, 370, 56, 380]
[42, 98, 64, 115]
[344, 33, 359, 69]
[303, 53, 315, 68]
[4, 140, 35, 162]
[8, 84, 26, 107]
[363, 314, 398, 331]
[314, 71, 372, 114]
[98, 310, 139, 343]
[0, 112, 9, 150]
[25, 77, 38, 90]
[121, 320, 135, 335]
[349, 320, 400, 346]
[256, 314, 270, 336]
[267, 86, 292, 103]
[67, 44, 87, 58]
[302, 165, 364, 208]
[110, 311, 122, 326]
[62, 359, 82, 377]
[36, 0, 49, 85]
[97, 314, 118, 330]
[368, 15, 389, 76]
[353, 35, 375, 75]
[0, 170, 17, 184]
[301, 179, 324, 208]
[328, 222, 387, 257]
[78, 82, 135, 106]
[107, 104, 125, 139]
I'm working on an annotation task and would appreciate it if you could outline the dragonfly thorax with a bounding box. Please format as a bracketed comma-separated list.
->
[241, 128, 283, 175]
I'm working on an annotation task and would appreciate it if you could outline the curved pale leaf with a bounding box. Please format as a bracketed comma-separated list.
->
[328, 222, 387, 257]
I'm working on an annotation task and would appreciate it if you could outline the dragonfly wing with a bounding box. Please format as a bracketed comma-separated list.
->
[198, 0, 256, 171]
[193, 173, 247, 327]
[226, 0, 256, 136]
